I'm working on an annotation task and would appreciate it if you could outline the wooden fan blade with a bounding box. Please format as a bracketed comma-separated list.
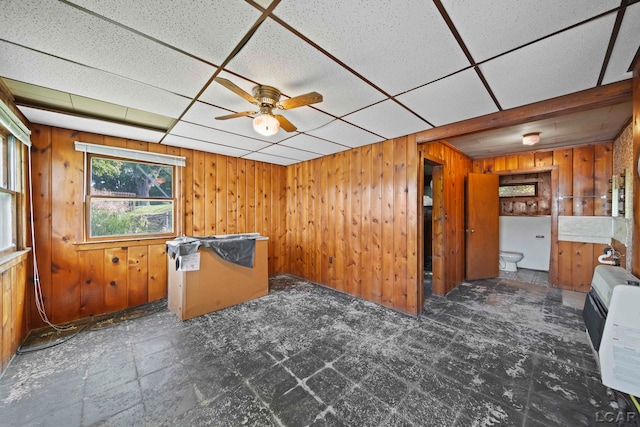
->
[279, 92, 323, 110]
[215, 111, 256, 120]
[214, 78, 258, 104]
[274, 114, 297, 132]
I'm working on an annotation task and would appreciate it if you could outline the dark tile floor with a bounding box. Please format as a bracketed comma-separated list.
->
[0, 274, 622, 426]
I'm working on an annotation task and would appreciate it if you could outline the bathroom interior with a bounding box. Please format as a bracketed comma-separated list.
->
[422, 166, 630, 295]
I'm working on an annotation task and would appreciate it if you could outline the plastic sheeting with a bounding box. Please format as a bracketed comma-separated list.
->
[167, 234, 258, 268]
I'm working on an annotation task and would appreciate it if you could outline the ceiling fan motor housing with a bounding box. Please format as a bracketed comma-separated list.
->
[252, 85, 281, 109]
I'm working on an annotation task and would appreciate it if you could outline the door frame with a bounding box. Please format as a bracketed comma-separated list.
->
[492, 165, 559, 285]
[418, 154, 445, 312]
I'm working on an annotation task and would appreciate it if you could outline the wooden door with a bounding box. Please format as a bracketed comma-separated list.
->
[466, 173, 499, 280]
[431, 165, 445, 295]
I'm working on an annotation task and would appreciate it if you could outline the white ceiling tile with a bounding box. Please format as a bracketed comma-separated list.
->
[442, 0, 619, 62]
[0, 0, 216, 97]
[66, 0, 261, 66]
[479, 14, 616, 109]
[0, 41, 190, 118]
[271, 0, 470, 95]
[343, 101, 430, 140]
[20, 106, 165, 142]
[170, 121, 271, 152]
[225, 19, 386, 117]
[397, 69, 498, 126]
[243, 152, 299, 166]
[181, 101, 291, 143]
[258, 145, 322, 162]
[279, 135, 348, 156]
[162, 134, 251, 157]
[603, 3, 640, 84]
[307, 120, 384, 148]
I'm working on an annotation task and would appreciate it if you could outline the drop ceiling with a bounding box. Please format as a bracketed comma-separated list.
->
[1, 0, 638, 164]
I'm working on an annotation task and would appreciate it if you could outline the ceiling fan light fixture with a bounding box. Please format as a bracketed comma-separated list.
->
[253, 113, 280, 136]
[522, 132, 540, 146]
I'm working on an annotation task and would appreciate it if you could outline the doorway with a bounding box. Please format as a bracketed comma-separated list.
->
[422, 159, 443, 300]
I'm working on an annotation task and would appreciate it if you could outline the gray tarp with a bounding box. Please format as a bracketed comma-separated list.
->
[166, 234, 258, 268]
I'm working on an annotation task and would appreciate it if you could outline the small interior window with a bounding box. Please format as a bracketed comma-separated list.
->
[499, 184, 536, 198]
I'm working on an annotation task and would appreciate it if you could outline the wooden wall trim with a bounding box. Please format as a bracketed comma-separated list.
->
[415, 79, 632, 143]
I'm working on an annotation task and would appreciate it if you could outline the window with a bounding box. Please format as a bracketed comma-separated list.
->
[499, 184, 536, 198]
[0, 133, 20, 256]
[88, 156, 175, 239]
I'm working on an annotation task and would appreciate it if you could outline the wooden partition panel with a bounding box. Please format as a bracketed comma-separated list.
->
[286, 137, 420, 315]
[473, 142, 613, 292]
[0, 252, 28, 374]
[419, 142, 473, 295]
[28, 124, 287, 327]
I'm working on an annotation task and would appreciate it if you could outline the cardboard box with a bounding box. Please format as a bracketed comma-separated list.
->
[167, 237, 268, 320]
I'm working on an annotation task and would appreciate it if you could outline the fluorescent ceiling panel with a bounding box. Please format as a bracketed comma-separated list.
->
[397, 69, 498, 126]
[442, 0, 619, 62]
[68, 0, 261, 65]
[343, 101, 430, 140]
[225, 19, 386, 117]
[170, 121, 271, 152]
[480, 14, 615, 109]
[0, 41, 190, 118]
[163, 134, 251, 157]
[258, 144, 322, 161]
[272, 0, 470, 95]
[0, 0, 216, 98]
[603, 3, 640, 84]
[243, 152, 299, 166]
[279, 135, 348, 155]
[307, 120, 383, 148]
[181, 101, 290, 143]
[20, 106, 165, 143]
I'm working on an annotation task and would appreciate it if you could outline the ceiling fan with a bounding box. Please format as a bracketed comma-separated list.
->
[213, 77, 323, 136]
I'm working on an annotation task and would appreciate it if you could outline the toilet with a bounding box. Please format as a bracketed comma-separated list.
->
[499, 251, 524, 272]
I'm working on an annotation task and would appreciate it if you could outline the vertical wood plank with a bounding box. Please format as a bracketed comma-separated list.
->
[572, 242, 593, 292]
[247, 160, 256, 233]
[30, 125, 53, 327]
[361, 145, 373, 302]
[518, 153, 535, 169]
[381, 140, 395, 307]
[335, 152, 347, 292]
[181, 148, 194, 236]
[572, 145, 595, 216]
[237, 158, 247, 234]
[326, 154, 337, 289]
[348, 148, 362, 297]
[534, 151, 553, 167]
[148, 244, 167, 301]
[204, 153, 217, 236]
[393, 138, 408, 312]
[50, 127, 82, 322]
[192, 150, 205, 236]
[216, 154, 228, 235]
[127, 246, 149, 307]
[553, 149, 573, 215]
[227, 157, 238, 235]
[104, 248, 128, 312]
[594, 142, 612, 216]
[78, 250, 105, 317]
[406, 137, 419, 315]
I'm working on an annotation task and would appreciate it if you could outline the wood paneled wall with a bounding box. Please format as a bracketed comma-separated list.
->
[0, 252, 28, 373]
[28, 124, 287, 327]
[286, 137, 420, 315]
[499, 172, 551, 216]
[419, 142, 473, 295]
[473, 142, 613, 292]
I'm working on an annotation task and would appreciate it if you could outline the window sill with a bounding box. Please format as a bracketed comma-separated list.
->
[0, 248, 31, 272]
[74, 237, 175, 251]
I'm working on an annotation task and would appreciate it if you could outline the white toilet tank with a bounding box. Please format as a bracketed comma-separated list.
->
[499, 216, 551, 271]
